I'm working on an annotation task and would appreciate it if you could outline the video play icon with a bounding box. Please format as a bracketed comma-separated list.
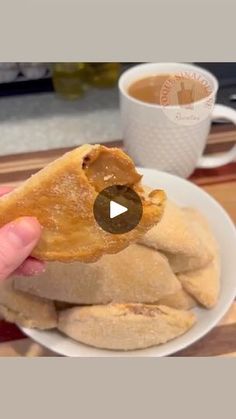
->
[93, 185, 143, 234]
[110, 201, 128, 219]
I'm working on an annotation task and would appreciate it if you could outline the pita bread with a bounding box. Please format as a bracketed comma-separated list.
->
[183, 207, 218, 252]
[14, 244, 181, 304]
[164, 249, 211, 273]
[178, 257, 220, 308]
[0, 145, 165, 262]
[0, 277, 57, 329]
[139, 198, 212, 272]
[58, 303, 196, 350]
[178, 208, 220, 308]
[158, 289, 196, 310]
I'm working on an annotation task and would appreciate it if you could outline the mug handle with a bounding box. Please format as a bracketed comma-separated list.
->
[197, 104, 236, 169]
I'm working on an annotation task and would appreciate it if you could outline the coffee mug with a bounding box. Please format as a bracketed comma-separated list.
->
[119, 63, 236, 178]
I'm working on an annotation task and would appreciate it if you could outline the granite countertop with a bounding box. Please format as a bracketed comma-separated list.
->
[0, 88, 121, 156]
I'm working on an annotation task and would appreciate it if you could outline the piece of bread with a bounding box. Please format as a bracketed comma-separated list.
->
[0, 145, 166, 262]
[58, 303, 196, 350]
[178, 258, 220, 309]
[0, 277, 57, 329]
[158, 289, 196, 310]
[139, 196, 212, 272]
[163, 249, 212, 273]
[14, 244, 181, 305]
[177, 208, 220, 308]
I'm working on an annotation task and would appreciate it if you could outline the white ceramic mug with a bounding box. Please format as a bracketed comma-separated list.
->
[119, 63, 236, 178]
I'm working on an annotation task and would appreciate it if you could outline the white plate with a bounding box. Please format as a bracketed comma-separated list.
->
[21, 168, 236, 357]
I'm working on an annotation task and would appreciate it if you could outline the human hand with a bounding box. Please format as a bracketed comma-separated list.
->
[0, 186, 45, 280]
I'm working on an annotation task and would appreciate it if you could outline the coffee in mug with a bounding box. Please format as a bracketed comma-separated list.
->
[128, 73, 210, 106]
[119, 63, 236, 178]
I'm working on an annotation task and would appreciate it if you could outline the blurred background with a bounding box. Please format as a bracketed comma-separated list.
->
[0, 62, 235, 157]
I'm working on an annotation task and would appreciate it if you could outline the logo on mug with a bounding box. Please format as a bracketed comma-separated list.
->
[160, 71, 214, 126]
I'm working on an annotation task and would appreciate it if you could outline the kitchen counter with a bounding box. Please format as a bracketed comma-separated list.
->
[0, 88, 121, 156]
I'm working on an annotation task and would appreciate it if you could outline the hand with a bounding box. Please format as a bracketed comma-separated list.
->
[0, 186, 45, 280]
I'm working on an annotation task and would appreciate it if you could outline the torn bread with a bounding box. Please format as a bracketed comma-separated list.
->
[0, 145, 166, 262]
[0, 277, 57, 329]
[58, 303, 196, 350]
[14, 244, 181, 305]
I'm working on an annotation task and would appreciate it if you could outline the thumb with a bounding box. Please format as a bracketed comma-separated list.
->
[0, 217, 42, 280]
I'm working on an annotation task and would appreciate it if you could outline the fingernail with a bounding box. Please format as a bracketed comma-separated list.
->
[33, 266, 46, 275]
[28, 260, 46, 275]
[7, 217, 41, 247]
[29, 265, 46, 275]
[21, 264, 45, 276]
[0, 186, 13, 197]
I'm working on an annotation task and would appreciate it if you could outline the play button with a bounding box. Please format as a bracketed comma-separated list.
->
[110, 201, 128, 219]
[93, 185, 143, 234]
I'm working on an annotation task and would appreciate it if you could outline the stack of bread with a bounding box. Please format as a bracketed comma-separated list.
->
[0, 145, 220, 351]
[0, 196, 220, 351]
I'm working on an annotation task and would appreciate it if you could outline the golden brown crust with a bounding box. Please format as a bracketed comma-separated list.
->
[0, 145, 166, 262]
[14, 244, 181, 305]
[58, 303, 196, 350]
